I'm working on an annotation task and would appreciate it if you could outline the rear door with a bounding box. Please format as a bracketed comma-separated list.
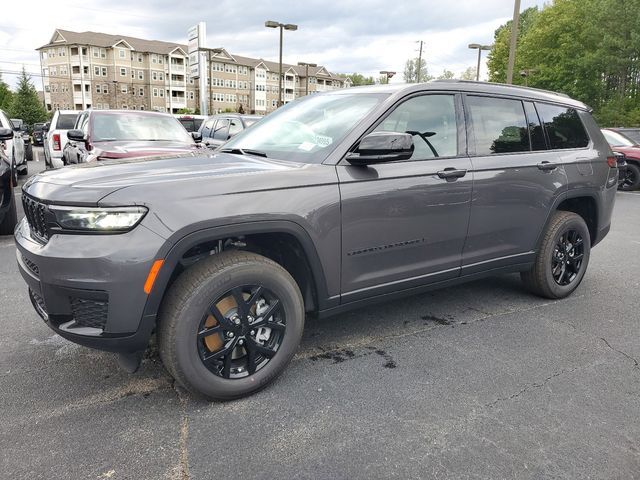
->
[461, 95, 567, 273]
[338, 93, 473, 302]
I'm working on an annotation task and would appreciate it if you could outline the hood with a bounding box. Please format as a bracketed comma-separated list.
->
[612, 145, 640, 159]
[22, 152, 309, 205]
[91, 140, 200, 160]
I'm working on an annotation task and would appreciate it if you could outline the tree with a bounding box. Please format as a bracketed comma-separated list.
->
[340, 73, 375, 86]
[0, 73, 13, 111]
[403, 58, 433, 83]
[437, 69, 455, 80]
[459, 67, 477, 81]
[9, 67, 47, 125]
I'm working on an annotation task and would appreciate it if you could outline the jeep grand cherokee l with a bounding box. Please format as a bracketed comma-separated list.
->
[15, 81, 617, 400]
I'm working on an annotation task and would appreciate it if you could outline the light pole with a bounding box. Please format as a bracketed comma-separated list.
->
[468, 43, 492, 81]
[297, 62, 317, 96]
[416, 40, 425, 83]
[379, 71, 396, 84]
[506, 0, 521, 84]
[265, 20, 298, 107]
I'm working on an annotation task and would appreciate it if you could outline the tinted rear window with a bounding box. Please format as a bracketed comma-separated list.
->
[467, 96, 529, 155]
[56, 113, 79, 129]
[536, 104, 589, 149]
[178, 118, 204, 132]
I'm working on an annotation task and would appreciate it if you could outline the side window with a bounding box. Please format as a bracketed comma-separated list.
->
[229, 118, 242, 137]
[536, 103, 589, 149]
[201, 119, 215, 138]
[523, 102, 546, 151]
[467, 96, 529, 155]
[373, 94, 457, 159]
[212, 119, 230, 140]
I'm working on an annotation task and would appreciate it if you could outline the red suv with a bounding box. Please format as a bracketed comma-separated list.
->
[601, 128, 640, 191]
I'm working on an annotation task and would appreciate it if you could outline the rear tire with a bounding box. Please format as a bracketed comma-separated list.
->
[0, 189, 18, 235]
[521, 211, 590, 299]
[25, 143, 33, 162]
[619, 162, 640, 191]
[157, 250, 304, 401]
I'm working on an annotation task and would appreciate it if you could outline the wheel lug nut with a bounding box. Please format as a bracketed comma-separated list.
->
[227, 332, 234, 338]
[238, 339, 244, 345]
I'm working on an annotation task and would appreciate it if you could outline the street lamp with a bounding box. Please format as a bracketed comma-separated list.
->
[379, 71, 395, 84]
[468, 43, 492, 81]
[297, 62, 317, 96]
[265, 20, 298, 107]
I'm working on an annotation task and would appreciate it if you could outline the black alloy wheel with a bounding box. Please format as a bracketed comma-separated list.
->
[197, 285, 286, 379]
[551, 229, 584, 286]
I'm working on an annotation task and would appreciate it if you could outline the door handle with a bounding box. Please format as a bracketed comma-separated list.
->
[537, 161, 558, 171]
[437, 168, 467, 180]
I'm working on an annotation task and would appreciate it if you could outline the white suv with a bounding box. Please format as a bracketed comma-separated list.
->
[43, 110, 79, 169]
[0, 109, 25, 178]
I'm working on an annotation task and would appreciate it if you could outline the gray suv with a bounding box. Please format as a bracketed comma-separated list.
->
[15, 81, 618, 400]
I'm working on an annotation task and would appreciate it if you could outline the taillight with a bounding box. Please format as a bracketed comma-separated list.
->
[606, 156, 617, 168]
[53, 134, 61, 151]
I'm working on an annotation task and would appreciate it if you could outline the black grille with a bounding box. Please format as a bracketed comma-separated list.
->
[22, 195, 49, 241]
[22, 256, 39, 276]
[70, 297, 108, 329]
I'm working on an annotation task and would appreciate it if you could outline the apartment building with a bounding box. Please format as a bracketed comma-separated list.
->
[38, 29, 350, 115]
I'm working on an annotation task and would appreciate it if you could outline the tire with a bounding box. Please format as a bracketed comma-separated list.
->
[521, 211, 591, 299]
[157, 250, 304, 400]
[619, 162, 640, 191]
[18, 161, 28, 176]
[25, 143, 33, 162]
[0, 188, 18, 235]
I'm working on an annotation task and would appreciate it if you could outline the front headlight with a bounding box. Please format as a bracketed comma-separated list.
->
[50, 206, 148, 232]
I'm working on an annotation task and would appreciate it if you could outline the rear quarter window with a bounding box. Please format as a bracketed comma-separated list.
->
[56, 114, 79, 130]
[536, 103, 589, 149]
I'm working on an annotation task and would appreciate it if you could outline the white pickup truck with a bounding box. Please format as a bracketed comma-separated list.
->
[43, 110, 79, 169]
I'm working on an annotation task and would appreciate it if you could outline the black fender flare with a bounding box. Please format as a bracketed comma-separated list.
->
[142, 220, 333, 320]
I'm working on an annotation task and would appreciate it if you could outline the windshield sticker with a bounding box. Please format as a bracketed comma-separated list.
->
[314, 134, 333, 147]
[298, 141, 316, 151]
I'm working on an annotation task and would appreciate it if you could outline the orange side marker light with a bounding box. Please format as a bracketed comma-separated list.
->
[144, 259, 165, 294]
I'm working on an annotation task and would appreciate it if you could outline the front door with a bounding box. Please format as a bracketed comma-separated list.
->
[338, 93, 473, 302]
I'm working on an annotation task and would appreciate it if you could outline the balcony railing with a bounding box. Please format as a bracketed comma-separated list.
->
[170, 64, 185, 73]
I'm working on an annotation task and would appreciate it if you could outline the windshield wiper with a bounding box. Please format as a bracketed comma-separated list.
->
[219, 147, 268, 158]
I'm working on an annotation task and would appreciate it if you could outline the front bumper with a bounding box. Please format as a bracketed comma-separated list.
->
[15, 218, 166, 353]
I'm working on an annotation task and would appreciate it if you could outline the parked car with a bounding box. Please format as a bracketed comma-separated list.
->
[16, 81, 617, 400]
[607, 127, 640, 145]
[32, 122, 46, 146]
[198, 113, 261, 149]
[0, 110, 26, 177]
[175, 114, 207, 133]
[12, 119, 33, 162]
[601, 128, 640, 190]
[63, 110, 203, 164]
[0, 127, 17, 235]
[43, 110, 79, 169]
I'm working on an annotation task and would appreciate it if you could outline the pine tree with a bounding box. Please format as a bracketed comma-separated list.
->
[9, 67, 47, 125]
[0, 73, 13, 111]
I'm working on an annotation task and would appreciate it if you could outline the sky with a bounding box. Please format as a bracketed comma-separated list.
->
[0, 0, 547, 90]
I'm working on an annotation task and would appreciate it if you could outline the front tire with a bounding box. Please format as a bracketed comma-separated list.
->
[158, 250, 304, 400]
[521, 211, 590, 299]
[0, 188, 18, 235]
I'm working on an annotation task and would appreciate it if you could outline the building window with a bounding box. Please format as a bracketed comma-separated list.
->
[121, 85, 127, 94]
[139, 105, 145, 110]
[153, 88, 158, 97]
[159, 89, 164, 97]
[139, 87, 144, 96]
[158, 72, 164, 81]
[50, 66, 57, 76]
[101, 67, 108, 76]
[96, 85, 101, 94]
[122, 105, 128, 109]
[58, 47, 66, 56]
[120, 68, 126, 77]
[138, 71, 143, 80]
[94, 66, 101, 76]
[103, 84, 108, 94]
[189, 91, 194, 100]
[152, 72, 157, 81]
[132, 69, 135, 79]
[119, 49, 126, 58]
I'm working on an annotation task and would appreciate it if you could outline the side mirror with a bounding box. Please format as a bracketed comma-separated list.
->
[43, 123, 50, 133]
[67, 129, 86, 142]
[0, 127, 13, 141]
[346, 131, 414, 165]
[191, 131, 202, 143]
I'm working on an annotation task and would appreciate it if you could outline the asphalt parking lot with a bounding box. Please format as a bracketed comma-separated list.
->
[1, 150, 639, 479]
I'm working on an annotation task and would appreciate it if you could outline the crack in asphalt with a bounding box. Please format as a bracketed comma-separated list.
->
[170, 380, 191, 480]
[599, 337, 640, 370]
[484, 366, 582, 407]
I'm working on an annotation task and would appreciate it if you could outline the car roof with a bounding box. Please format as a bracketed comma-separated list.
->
[328, 80, 589, 110]
[54, 110, 78, 114]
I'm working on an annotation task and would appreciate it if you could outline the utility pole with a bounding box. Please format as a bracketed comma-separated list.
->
[506, 0, 521, 84]
[416, 40, 424, 83]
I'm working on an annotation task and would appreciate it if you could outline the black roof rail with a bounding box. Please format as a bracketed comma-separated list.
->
[430, 79, 571, 98]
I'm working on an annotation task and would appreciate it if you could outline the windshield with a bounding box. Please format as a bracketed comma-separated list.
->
[178, 118, 204, 133]
[602, 129, 634, 147]
[222, 93, 386, 162]
[57, 114, 79, 130]
[92, 113, 194, 143]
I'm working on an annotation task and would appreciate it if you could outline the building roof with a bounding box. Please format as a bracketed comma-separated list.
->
[39, 29, 346, 81]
